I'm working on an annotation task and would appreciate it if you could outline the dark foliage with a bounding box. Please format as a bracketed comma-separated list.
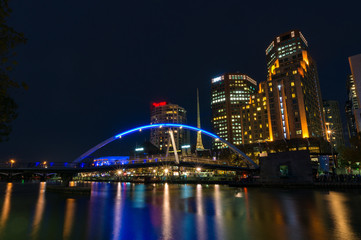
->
[0, 0, 27, 142]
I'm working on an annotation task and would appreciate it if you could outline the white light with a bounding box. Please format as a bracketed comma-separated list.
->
[135, 147, 144, 151]
[196, 167, 201, 172]
[181, 145, 191, 149]
[212, 76, 222, 83]
[164, 169, 169, 173]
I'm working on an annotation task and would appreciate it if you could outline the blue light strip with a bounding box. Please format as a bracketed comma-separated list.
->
[115, 123, 219, 139]
[73, 123, 258, 168]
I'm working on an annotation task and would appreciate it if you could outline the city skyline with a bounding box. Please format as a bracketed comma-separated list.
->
[1, 0, 361, 162]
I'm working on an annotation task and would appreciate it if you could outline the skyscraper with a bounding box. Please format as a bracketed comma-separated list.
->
[265, 30, 325, 140]
[150, 102, 188, 152]
[323, 100, 345, 150]
[211, 73, 257, 148]
[240, 81, 271, 144]
[345, 74, 358, 139]
[348, 54, 361, 133]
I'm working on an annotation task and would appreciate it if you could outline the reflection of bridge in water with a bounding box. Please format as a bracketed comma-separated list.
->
[0, 123, 258, 182]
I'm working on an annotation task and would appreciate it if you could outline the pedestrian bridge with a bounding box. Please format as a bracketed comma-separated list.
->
[73, 123, 259, 169]
[0, 124, 259, 178]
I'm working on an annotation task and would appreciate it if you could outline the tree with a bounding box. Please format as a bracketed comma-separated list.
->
[338, 133, 361, 168]
[0, 0, 27, 142]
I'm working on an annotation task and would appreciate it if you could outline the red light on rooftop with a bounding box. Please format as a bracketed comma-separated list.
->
[152, 102, 167, 107]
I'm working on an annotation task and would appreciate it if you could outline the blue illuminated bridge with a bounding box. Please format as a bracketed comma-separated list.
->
[0, 124, 259, 177]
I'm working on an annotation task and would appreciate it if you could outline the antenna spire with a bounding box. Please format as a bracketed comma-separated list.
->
[196, 88, 204, 150]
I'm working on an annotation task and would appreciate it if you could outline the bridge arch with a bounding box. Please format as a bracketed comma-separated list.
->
[73, 123, 258, 168]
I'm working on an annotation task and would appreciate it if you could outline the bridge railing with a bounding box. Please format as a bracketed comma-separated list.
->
[0, 156, 234, 170]
[0, 162, 81, 169]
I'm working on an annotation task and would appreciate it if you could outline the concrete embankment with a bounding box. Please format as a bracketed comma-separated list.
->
[228, 182, 361, 189]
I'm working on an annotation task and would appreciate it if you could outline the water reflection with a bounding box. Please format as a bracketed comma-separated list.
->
[181, 184, 193, 199]
[133, 184, 145, 208]
[86, 183, 108, 239]
[328, 192, 357, 239]
[63, 198, 76, 240]
[0, 183, 361, 240]
[162, 183, 171, 240]
[31, 182, 46, 239]
[214, 185, 225, 240]
[196, 184, 206, 240]
[112, 183, 123, 240]
[0, 183, 12, 233]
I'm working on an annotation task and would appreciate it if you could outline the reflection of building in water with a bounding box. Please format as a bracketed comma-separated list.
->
[214, 185, 225, 239]
[196, 184, 206, 240]
[328, 192, 357, 239]
[112, 183, 122, 240]
[32, 182, 46, 239]
[0, 183, 12, 232]
[63, 198, 76, 240]
[162, 183, 171, 240]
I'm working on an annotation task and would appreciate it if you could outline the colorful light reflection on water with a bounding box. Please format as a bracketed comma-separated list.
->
[0, 182, 360, 240]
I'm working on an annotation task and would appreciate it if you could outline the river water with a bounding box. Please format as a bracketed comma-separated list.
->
[0, 182, 360, 240]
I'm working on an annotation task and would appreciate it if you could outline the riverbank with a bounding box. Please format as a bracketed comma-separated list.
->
[77, 178, 361, 189]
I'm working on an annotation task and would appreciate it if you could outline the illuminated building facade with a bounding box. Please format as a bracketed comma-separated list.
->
[241, 81, 271, 144]
[150, 102, 188, 151]
[211, 73, 257, 148]
[265, 30, 325, 141]
[323, 100, 345, 150]
[345, 74, 358, 139]
[348, 54, 361, 133]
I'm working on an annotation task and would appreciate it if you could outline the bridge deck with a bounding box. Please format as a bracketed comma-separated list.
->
[0, 157, 254, 174]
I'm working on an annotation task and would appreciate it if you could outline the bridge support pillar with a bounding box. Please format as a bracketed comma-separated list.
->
[60, 173, 75, 187]
[7, 173, 13, 182]
[40, 173, 46, 182]
[168, 129, 179, 164]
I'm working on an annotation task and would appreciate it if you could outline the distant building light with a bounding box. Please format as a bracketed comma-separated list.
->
[152, 102, 167, 107]
[135, 147, 144, 152]
[181, 145, 191, 149]
[212, 76, 222, 83]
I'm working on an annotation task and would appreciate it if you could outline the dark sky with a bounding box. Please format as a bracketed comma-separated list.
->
[2, 0, 361, 162]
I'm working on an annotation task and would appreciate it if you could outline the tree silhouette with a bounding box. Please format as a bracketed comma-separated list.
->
[338, 133, 361, 168]
[0, 0, 27, 141]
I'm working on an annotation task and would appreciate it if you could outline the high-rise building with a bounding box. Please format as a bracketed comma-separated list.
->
[240, 82, 271, 144]
[348, 54, 361, 133]
[150, 102, 188, 152]
[211, 73, 257, 148]
[323, 100, 345, 150]
[345, 74, 358, 139]
[265, 30, 325, 140]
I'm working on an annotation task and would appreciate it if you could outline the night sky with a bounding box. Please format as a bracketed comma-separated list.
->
[2, 0, 361, 162]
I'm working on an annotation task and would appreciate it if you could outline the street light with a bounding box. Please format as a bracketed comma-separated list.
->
[10, 159, 15, 168]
